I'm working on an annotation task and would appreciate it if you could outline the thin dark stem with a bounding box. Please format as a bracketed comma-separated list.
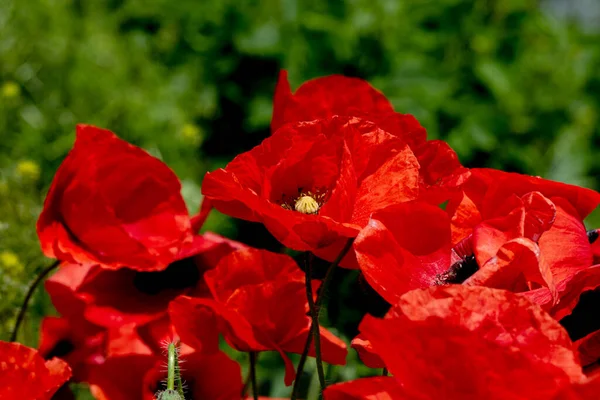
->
[305, 253, 326, 389]
[316, 239, 354, 310]
[382, 367, 389, 376]
[250, 351, 259, 400]
[242, 352, 260, 399]
[290, 327, 312, 400]
[10, 260, 60, 342]
[291, 238, 355, 399]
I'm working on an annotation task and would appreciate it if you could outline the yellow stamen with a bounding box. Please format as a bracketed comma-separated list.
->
[294, 195, 320, 214]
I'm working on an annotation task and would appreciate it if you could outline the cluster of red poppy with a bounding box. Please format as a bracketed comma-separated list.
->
[2, 71, 600, 399]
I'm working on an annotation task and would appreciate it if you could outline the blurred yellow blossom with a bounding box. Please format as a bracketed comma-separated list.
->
[181, 123, 203, 146]
[16, 160, 41, 181]
[1, 81, 20, 98]
[0, 250, 23, 272]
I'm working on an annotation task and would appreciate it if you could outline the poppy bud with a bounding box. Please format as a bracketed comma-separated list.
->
[157, 389, 183, 400]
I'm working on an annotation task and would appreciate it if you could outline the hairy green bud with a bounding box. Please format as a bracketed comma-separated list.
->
[157, 389, 183, 400]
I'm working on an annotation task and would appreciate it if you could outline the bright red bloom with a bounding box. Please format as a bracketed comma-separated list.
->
[0, 340, 72, 400]
[169, 248, 348, 385]
[271, 71, 424, 146]
[141, 351, 242, 400]
[454, 169, 600, 318]
[206, 72, 469, 264]
[328, 286, 598, 399]
[203, 116, 421, 265]
[37, 124, 192, 271]
[45, 233, 243, 333]
[356, 169, 600, 316]
[38, 316, 106, 381]
[355, 201, 452, 305]
[271, 71, 469, 204]
[88, 327, 242, 400]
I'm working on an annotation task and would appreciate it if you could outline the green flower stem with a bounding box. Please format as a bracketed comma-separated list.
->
[291, 238, 354, 399]
[167, 343, 176, 391]
[250, 351, 259, 400]
[304, 253, 325, 388]
[10, 260, 60, 342]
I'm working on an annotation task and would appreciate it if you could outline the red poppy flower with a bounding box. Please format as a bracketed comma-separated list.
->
[88, 327, 242, 400]
[169, 248, 348, 385]
[355, 201, 452, 305]
[203, 116, 421, 265]
[327, 286, 597, 399]
[448, 168, 600, 244]
[271, 71, 469, 203]
[356, 169, 600, 315]
[91, 352, 241, 400]
[142, 351, 242, 400]
[455, 169, 600, 318]
[38, 316, 106, 381]
[45, 233, 243, 332]
[0, 340, 72, 400]
[271, 71, 424, 146]
[37, 124, 192, 271]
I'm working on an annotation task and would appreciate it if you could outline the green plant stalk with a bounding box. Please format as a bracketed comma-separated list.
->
[165, 342, 185, 399]
[174, 345, 185, 399]
[250, 351, 259, 400]
[304, 253, 326, 388]
[10, 260, 60, 342]
[291, 238, 354, 399]
[167, 343, 176, 391]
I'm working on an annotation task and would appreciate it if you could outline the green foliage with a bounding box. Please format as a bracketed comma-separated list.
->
[1, 0, 599, 398]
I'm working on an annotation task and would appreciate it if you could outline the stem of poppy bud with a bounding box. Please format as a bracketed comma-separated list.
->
[167, 343, 176, 391]
[10, 260, 60, 342]
[164, 341, 185, 399]
[292, 238, 354, 399]
[382, 368, 389, 376]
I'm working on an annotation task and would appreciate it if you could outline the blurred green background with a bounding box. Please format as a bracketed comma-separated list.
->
[1, 0, 600, 398]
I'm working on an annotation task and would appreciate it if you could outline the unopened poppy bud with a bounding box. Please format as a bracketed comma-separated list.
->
[157, 389, 183, 400]
[295, 195, 319, 214]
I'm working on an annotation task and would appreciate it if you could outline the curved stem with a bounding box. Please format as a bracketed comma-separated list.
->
[10, 260, 60, 342]
[291, 238, 354, 399]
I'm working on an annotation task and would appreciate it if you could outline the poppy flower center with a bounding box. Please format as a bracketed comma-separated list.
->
[295, 195, 320, 214]
[280, 189, 327, 215]
[133, 258, 200, 296]
[434, 255, 480, 285]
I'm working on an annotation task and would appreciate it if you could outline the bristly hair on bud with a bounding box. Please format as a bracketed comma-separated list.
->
[156, 389, 183, 400]
[155, 341, 185, 400]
